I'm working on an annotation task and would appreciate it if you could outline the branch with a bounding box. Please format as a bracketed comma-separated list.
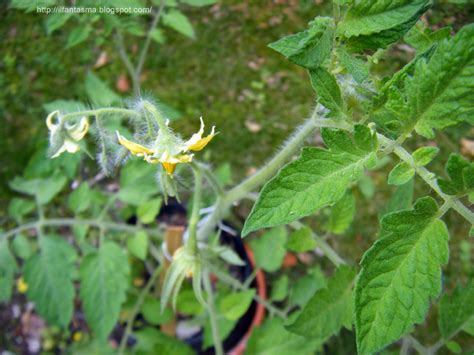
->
[1, 218, 163, 241]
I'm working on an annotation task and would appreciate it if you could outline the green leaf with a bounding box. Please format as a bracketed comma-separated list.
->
[127, 231, 148, 260]
[119, 160, 160, 205]
[24, 235, 76, 327]
[355, 197, 449, 354]
[325, 190, 355, 234]
[404, 22, 451, 53]
[12, 234, 33, 260]
[68, 182, 92, 214]
[309, 67, 345, 118]
[338, 0, 430, 51]
[150, 28, 165, 44]
[8, 198, 35, 222]
[439, 280, 474, 340]
[289, 267, 327, 307]
[247, 318, 322, 355]
[141, 297, 174, 325]
[134, 327, 194, 355]
[218, 289, 255, 321]
[388, 161, 415, 185]
[10, 174, 67, 205]
[337, 48, 369, 84]
[286, 227, 317, 253]
[268, 17, 334, 69]
[249, 227, 287, 272]
[385, 24, 474, 138]
[176, 287, 203, 316]
[446, 340, 462, 354]
[358, 174, 375, 199]
[379, 179, 414, 219]
[0, 239, 18, 302]
[46, 13, 73, 34]
[286, 266, 355, 340]
[163, 10, 195, 39]
[85, 72, 121, 106]
[66, 25, 91, 48]
[412, 146, 439, 166]
[271, 275, 289, 302]
[243, 125, 378, 236]
[437, 154, 474, 196]
[79, 242, 130, 342]
[137, 198, 162, 224]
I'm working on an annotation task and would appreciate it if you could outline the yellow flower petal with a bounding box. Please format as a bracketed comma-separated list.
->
[184, 117, 216, 152]
[17, 277, 28, 294]
[46, 110, 60, 130]
[69, 117, 89, 141]
[162, 162, 177, 175]
[116, 131, 154, 157]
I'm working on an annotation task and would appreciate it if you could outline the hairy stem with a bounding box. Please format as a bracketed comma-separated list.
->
[62, 108, 140, 121]
[203, 271, 224, 355]
[188, 164, 202, 254]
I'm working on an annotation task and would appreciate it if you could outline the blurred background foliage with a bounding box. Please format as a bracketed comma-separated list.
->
[1, 0, 474, 352]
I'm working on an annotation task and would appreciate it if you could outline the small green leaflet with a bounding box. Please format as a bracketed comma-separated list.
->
[23, 235, 76, 328]
[437, 154, 474, 196]
[309, 68, 345, 119]
[325, 190, 355, 235]
[388, 161, 414, 185]
[0, 239, 18, 302]
[286, 266, 355, 341]
[286, 226, 317, 253]
[268, 17, 334, 69]
[246, 317, 322, 355]
[337, 0, 429, 51]
[163, 10, 195, 39]
[242, 125, 378, 236]
[85, 72, 121, 107]
[412, 146, 439, 166]
[249, 227, 287, 272]
[9, 174, 67, 205]
[439, 279, 474, 340]
[404, 22, 451, 53]
[127, 231, 149, 260]
[337, 48, 369, 84]
[8, 198, 35, 222]
[355, 197, 449, 354]
[218, 289, 255, 321]
[79, 242, 130, 342]
[68, 182, 92, 214]
[384, 24, 474, 138]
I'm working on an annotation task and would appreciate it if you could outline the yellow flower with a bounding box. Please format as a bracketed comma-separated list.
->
[17, 277, 28, 294]
[46, 111, 89, 158]
[72, 331, 82, 342]
[116, 117, 216, 175]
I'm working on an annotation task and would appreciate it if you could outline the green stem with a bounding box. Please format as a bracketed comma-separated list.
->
[290, 221, 346, 267]
[118, 264, 163, 355]
[115, 29, 141, 94]
[135, 0, 165, 83]
[1, 218, 163, 241]
[378, 134, 474, 225]
[188, 164, 203, 254]
[203, 271, 224, 355]
[62, 108, 139, 121]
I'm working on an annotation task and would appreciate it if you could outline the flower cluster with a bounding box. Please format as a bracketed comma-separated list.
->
[117, 117, 216, 175]
[46, 111, 89, 158]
